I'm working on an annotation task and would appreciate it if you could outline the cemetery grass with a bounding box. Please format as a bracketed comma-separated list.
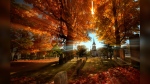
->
[10, 59, 77, 84]
[68, 57, 120, 81]
[68, 57, 140, 84]
[11, 57, 123, 84]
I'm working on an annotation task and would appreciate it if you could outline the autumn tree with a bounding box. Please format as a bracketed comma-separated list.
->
[76, 45, 87, 57]
[51, 45, 63, 57]
[97, 47, 108, 56]
[10, 28, 34, 54]
[23, 0, 94, 49]
[11, 0, 96, 61]
[11, 0, 61, 55]
[95, 0, 140, 57]
[10, 0, 96, 60]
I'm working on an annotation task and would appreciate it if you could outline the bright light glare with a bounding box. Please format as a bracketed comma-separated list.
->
[73, 33, 104, 50]
[91, 1, 94, 15]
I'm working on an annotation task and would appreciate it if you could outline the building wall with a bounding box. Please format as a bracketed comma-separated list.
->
[92, 50, 97, 56]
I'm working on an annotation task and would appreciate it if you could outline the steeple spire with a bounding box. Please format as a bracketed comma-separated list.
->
[93, 38, 96, 45]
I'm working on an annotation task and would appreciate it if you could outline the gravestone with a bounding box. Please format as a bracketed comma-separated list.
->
[129, 34, 140, 67]
[54, 71, 68, 84]
[76, 59, 83, 75]
[76, 59, 82, 69]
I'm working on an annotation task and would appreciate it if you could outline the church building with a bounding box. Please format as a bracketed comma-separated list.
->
[91, 38, 97, 56]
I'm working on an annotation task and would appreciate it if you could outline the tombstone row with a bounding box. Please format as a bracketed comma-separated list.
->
[76, 59, 86, 75]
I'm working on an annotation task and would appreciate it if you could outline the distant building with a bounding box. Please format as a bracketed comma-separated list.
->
[91, 38, 97, 56]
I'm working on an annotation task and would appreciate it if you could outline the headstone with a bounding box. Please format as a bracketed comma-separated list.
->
[54, 71, 68, 84]
[129, 34, 140, 67]
[76, 59, 83, 75]
[76, 59, 82, 69]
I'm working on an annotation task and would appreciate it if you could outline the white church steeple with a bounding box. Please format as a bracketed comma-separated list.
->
[92, 38, 97, 56]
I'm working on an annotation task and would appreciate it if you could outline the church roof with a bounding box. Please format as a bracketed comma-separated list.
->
[92, 38, 96, 45]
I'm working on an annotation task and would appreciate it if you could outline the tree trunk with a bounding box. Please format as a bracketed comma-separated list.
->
[112, 0, 121, 59]
[115, 19, 121, 59]
[65, 36, 73, 61]
[64, 24, 74, 62]
[59, 54, 63, 65]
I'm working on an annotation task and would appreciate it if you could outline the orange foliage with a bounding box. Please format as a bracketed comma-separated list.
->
[11, 0, 96, 53]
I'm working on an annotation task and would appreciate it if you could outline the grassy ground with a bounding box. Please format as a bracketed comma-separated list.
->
[11, 58, 77, 84]
[68, 57, 120, 80]
[11, 57, 123, 84]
